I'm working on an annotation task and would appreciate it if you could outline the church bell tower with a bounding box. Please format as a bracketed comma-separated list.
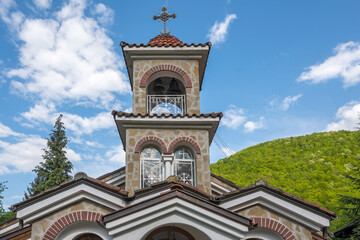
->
[112, 7, 222, 195]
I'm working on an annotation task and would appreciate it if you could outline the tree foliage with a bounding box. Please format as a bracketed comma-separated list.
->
[210, 130, 360, 231]
[338, 168, 360, 239]
[25, 114, 73, 199]
[0, 182, 6, 215]
[337, 118, 360, 239]
[0, 182, 15, 223]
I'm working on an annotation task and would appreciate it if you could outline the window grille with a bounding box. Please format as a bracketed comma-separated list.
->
[141, 148, 163, 188]
[147, 95, 186, 115]
[174, 148, 195, 186]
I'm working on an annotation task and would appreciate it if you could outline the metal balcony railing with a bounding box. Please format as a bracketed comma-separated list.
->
[147, 95, 186, 115]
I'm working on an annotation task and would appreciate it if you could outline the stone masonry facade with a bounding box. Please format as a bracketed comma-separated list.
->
[237, 205, 313, 240]
[132, 59, 200, 115]
[31, 200, 112, 240]
[125, 128, 210, 195]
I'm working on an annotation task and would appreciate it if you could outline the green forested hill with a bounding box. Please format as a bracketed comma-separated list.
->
[210, 130, 360, 231]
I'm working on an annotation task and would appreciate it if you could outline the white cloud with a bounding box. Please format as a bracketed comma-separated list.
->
[33, 0, 52, 9]
[244, 117, 265, 133]
[85, 141, 103, 148]
[270, 94, 303, 111]
[220, 147, 235, 157]
[221, 105, 246, 129]
[105, 145, 125, 164]
[75, 145, 125, 178]
[0, 122, 20, 137]
[3, 0, 129, 110]
[21, 103, 114, 135]
[0, 133, 82, 174]
[326, 102, 360, 131]
[207, 13, 237, 45]
[0, 0, 24, 31]
[66, 148, 81, 162]
[21, 103, 57, 125]
[91, 3, 114, 25]
[63, 112, 114, 135]
[0, 136, 45, 174]
[298, 41, 360, 87]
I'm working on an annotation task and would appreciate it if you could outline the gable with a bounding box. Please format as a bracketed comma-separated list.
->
[219, 186, 335, 232]
[103, 189, 250, 240]
[13, 178, 126, 225]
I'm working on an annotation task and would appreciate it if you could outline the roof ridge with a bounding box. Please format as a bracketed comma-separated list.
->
[11, 175, 128, 209]
[218, 180, 336, 218]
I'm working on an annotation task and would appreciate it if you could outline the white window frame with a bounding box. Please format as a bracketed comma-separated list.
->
[140, 146, 197, 188]
[173, 148, 196, 186]
[141, 147, 164, 188]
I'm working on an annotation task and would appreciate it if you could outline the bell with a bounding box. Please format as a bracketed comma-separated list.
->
[167, 78, 181, 94]
[152, 78, 165, 94]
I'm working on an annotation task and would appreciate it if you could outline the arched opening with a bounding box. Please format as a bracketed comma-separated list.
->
[74, 233, 103, 240]
[147, 77, 186, 115]
[141, 147, 163, 188]
[246, 227, 285, 240]
[173, 148, 195, 186]
[54, 221, 111, 240]
[145, 226, 195, 240]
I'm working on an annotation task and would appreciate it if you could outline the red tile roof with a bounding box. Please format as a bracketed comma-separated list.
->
[148, 34, 184, 46]
[120, 34, 211, 48]
[111, 111, 223, 119]
[11, 173, 128, 209]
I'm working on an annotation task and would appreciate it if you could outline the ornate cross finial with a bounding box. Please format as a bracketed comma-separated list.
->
[153, 7, 176, 35]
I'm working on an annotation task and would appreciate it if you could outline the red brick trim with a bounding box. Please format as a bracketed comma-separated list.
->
[134, 136, 167, 153]
[43, 211, 102, 240]
[168, 137, 201, 155]
[252, 217, 297, 240]
[140, 65, 192, 88]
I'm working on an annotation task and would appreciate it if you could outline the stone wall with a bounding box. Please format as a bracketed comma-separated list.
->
[132, 60, 200, 114]
[237, 205, 313, 240]
[31, 200, 112, 240]
[125, 128, 210, 195]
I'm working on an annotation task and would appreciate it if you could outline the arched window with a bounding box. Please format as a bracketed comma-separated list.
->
[174, 148, 195, 186]
[147, 77, 186, 115]
[74, 233, 103, 240]
[145, 226, 195, 240]
[141, 147, 163, 188]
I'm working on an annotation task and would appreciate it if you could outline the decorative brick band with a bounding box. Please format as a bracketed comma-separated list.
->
[134, 136, 167, 153]
[43, 211, 102, 240]
[252, 217, 297, 240]
[168, 137, 201, 155]
[140, 64, 192, 88]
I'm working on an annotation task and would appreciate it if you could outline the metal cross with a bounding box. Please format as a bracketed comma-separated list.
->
[153, 7, 176, 35]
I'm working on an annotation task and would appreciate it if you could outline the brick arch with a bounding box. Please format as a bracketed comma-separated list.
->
[168, 137, 201, 155]
[134, 136, 167, 153]
[43, 211, 102, 240]
[251, 217, 297, 240]
[140, 64, 192, 88]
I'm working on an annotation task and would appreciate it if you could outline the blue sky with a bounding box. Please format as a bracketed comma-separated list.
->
[1, 0, 360, 209]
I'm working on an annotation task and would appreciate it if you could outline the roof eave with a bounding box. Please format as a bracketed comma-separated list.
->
[121, 43, 211, 90]
[112, 113, 221, 149]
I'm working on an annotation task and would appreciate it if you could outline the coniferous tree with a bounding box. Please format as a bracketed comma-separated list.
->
[0, 181, 15, 223]
[25, 114, 73, 199]
[339, 168, 360, 239]
[0, 181, 6, 215]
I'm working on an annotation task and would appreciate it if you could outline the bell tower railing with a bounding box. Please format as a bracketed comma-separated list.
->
[147, 95, 186, 115]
